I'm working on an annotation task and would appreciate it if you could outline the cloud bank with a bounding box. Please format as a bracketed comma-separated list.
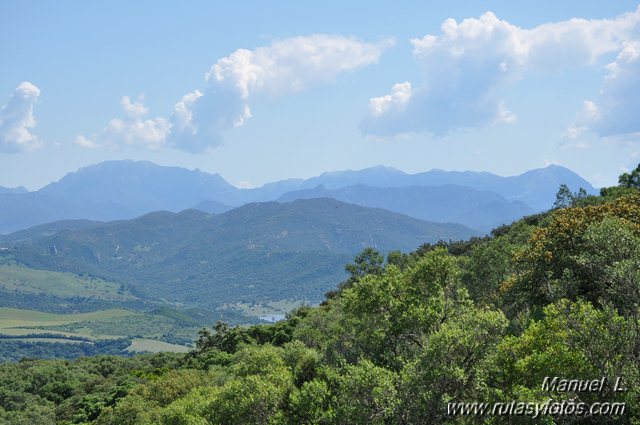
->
[79, 34, 390, 153]
[0, 82, 42, 153]
[361, 7, 640, 138]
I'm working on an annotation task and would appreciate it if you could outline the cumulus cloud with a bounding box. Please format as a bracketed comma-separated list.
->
[169, 34, 391, 152]
[0, 82, 42, 153]
[76, 95, 172, 150]
[78, 35, 389, 153]
[362, 7, 640, 138]
[73, 135, 103, 149]
[567, 41, 640, 140]
[105, 96, 171, 150]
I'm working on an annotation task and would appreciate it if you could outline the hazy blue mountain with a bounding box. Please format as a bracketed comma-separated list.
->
[0, 192, 95, 234]
[0, 186, 28, 194]
[278, 184, 533, 231]
[234, 178, 306, 204]
[408, 165, 598, 211]
[4, 199, 480, 308]
[0, 160, 597, 233]
[40, 160, 238, 214]
[0, 161, 240, 233]
[192, 199, 234, 214]
[281, 164, 596, 211]
[0, 219, 103, 244]
[300, 165, 409, 190]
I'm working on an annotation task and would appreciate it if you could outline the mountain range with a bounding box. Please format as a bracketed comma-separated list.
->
[0, 160, 597, 234]
[278, 184, 533, 231]
[0, 198, 478, 310]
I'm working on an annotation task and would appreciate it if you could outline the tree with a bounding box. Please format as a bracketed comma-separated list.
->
[509, 193, 640, 313]
[554, 184, 574, 209]
[344, 248, 384, 283]
[194, 321, 253, 354]
[331, 360, 399, 424]
[325, 248, 385, 300]
[554, 184, 591, 209]
[618, 162, 640, 188]
[400, 308, 507, 424]
[490, 299, 638, 423]
[338, 248, 468, 369]
[287, 379, 334, 425]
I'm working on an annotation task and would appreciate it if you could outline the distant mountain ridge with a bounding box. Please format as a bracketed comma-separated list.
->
[0, 186, 28, 195]
[278, 184, 534, 231]
[280, 164, 596, 211]
[1, 198, 479, 308]
[0, 160, 597, 233]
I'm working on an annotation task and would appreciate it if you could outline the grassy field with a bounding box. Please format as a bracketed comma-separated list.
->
[0, 328, 90, 337]
[45, 313, 200, 342]
[0, 337, 91, 344]
[0, 307, 135, 330]
[0, 307, 196, 354]
[0, 264, 136, 300]
[125, 338, 191, 353]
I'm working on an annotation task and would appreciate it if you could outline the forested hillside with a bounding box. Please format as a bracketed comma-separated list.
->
[2, 199, 477, 310]
[1, 166, 639, 424]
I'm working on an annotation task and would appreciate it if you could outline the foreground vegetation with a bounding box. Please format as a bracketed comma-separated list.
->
[1, 166, 640, 424]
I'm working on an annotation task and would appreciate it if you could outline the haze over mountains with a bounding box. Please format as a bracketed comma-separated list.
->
[0, 160, 597, 234]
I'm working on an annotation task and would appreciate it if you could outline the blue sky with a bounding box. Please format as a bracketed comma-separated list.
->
[1, 1, 639, 190]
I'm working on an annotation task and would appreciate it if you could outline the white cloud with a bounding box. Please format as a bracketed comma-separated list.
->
[76, 95, 171, 150]
[81, 35, 390, 153]
[495, 101, 517, 124]
[568, 41, 640, 140]
[120, 95, 149, 118]
[208, 35, 391, 97]
[105, 96, 170, 150]
[73, 135, 102, 149]
[362, 7, 640, 138]
[170, 34, 391, 152]
[565, 100, 599, 140]
[0, 82, 42, 153]
[367, 82, 413, 118]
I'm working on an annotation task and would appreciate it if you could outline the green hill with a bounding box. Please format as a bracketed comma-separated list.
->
[2, 199, 479, 310]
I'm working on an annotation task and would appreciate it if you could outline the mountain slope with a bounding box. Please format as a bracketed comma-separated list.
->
[278, 184, 533, 231]
[4, 199, 479, 308]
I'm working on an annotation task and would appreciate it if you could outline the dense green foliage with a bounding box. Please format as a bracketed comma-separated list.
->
[0, 338, 132, 362]
[0, 171, 638, 424]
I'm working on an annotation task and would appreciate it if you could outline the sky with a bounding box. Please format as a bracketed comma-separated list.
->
[1, 1, 640, 190]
